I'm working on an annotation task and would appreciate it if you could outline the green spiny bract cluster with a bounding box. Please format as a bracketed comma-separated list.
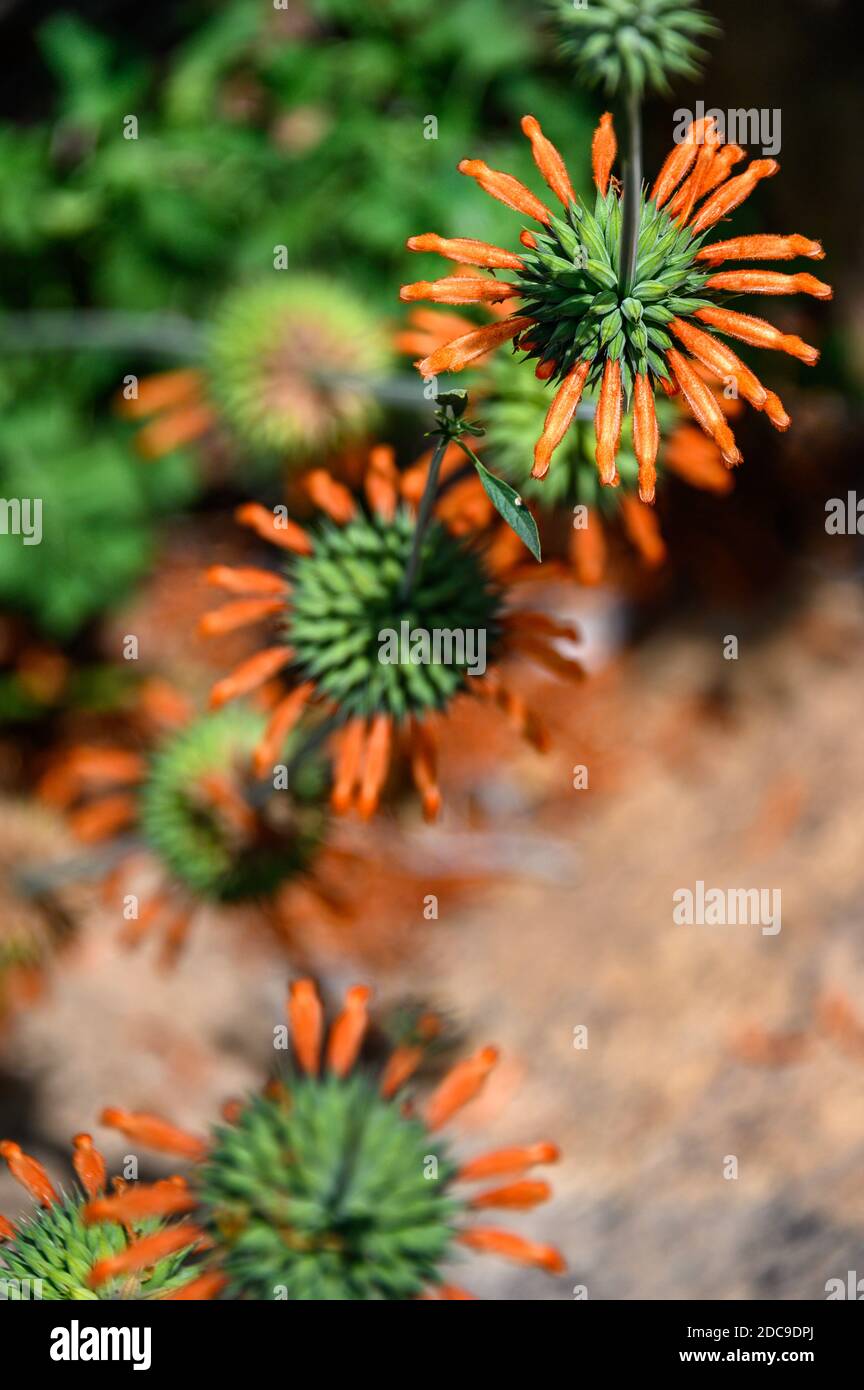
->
[0, 1193, 195, 1300]
[550, 0, 719, 96]
[198, 1074, 459, 1300]
[516, 190, 711, 400]
[139, 707, 328, 904]
[205, 277, 389, 461]
[286, 508, 502, 720]
[483, 350, 677, 513]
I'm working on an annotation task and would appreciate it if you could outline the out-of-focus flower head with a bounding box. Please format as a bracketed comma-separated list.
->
[549, 0, 719, 96]
[117, 277, 390, 466]
[91, 978, 565, 1300]
[0, 1135, 198, 1299]
[38, 684, 334, 964]
[200, 448, 585, 822]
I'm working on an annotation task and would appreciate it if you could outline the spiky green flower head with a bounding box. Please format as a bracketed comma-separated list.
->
[285, 507, 503, 721]
[205, 277, 390, 463]
[199, 1075, 459, 1300]
[0, 1139, 196, 1301]
[0, 1195, 195, 1301]
[139, 706, 328, 904]
[483, 346, 679, 516]
[518, 187, 711, 400]
[550, 0, 719, 96]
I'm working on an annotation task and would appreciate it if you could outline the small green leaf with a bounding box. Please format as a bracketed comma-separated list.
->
[472, 457, 541, 563]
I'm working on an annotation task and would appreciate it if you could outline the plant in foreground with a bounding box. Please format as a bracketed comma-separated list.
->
[401, 111, 830, 497]
[38, 685, 335, 963]
[200, 448, 584, 820]
[87, 978, 564, 1299]
[0, 1135, 197, 1299]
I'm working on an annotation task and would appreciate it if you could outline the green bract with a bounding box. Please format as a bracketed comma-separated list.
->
[139, 707, 328, 904]
[199, 1075, 459, 1300]
[0, 1193, 195, 1301]
[483, 350, 677, 513]
[516, 189, 710, 399]
[551, 0, 719, 96]
[286, 509, 502, 720]
[206, 278, 389, 461]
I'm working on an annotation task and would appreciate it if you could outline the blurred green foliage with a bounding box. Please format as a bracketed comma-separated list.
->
[0, 0, 594, 642]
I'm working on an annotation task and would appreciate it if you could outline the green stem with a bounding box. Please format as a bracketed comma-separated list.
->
[399, 432, 448, 602]
[0, 311, 206, 358]
[621, 87, 642, 294]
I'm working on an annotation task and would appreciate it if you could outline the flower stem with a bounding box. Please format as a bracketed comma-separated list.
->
[400, 432, 448, 602]
[621, 87, 642, 294]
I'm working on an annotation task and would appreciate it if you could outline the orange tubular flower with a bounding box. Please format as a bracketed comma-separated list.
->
[401, 111, 830, 493]
[201, 449, 584, 822]
[90, 979, 564, 1300]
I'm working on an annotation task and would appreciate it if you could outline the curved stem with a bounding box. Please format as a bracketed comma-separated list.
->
[400, 433, 448, 602]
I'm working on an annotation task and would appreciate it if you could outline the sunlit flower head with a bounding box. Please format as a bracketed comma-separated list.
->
[401, 112, 829, 499]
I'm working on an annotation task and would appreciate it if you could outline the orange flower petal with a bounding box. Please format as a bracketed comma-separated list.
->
[100, 1108, 208, 1161]
[650, 117, 713, 208]
[235, 502, 313, 554]
[304, 469, 357, 524]
[632, 372, 660, 503]
[705, 269, 832, 299]
[331, 718, 366, 814]
[532, 359, 590, 479]
[424, 1045, 499, 1131]
[326, 985, 372, 1077]
[135, 404, 215, 459]
[669, 317, 767, 410]
[69, 793, 138, 844]
[458, 1142, 560, 1183]
[160, 1271, 228, 1301]
[620, 495, 667, 568]
[0, 1141, 58, 1207]
[198, 596, 284, 637]
[469, 1179, 552, 1210]
[115, 368, 202, 420]
[357, 713, 392, 820]
[591, 113, 617, 196]
[459, 1227, 565, 1273]
[209, 647, 293, 710]
[205, 565, 285, 596]
[594, 357, 622, 487]
[252, 682, 314, 779]
[688, 159, 779, 236]
[417, 316, 532, 377]
[694, 305, 819, 364]
[568, 508, 606, 586]
[84, 1180, 195, 1225]
[88, 1225, 204, 1288]
[406, 233, 523, 271]
[696, 234, 825, 264]
[72, 1134, 106, 1200]
[365, 444, 399, 520]
[520, 115, 575, 207]
[457, 159, 551, 223]
[400, 277, 519, 306]
[666, 348, 741, 466]
[289, 978, 324, 1076]
[408, 717, 441, 823]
